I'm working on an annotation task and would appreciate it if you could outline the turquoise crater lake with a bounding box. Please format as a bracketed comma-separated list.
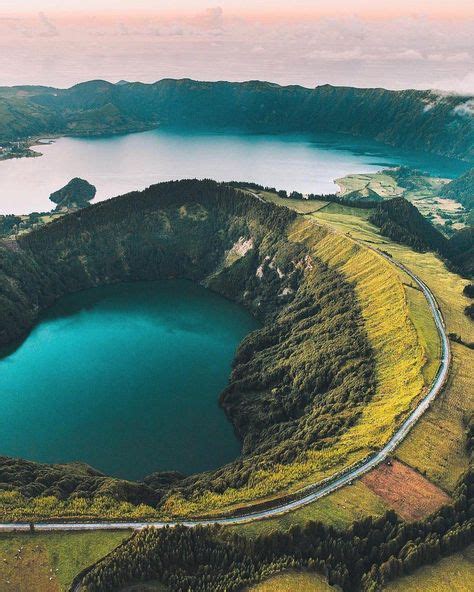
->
[0, 280, 259, 480]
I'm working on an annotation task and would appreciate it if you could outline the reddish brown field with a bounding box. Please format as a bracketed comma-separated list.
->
[361, 460, 451, 521]
[0, 543, 60, 592]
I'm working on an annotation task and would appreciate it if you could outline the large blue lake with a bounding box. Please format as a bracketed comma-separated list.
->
[0, 128, 469, 214]
[0, 281, 259, 479]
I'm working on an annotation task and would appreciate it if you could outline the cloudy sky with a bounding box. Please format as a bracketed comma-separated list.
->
[1, 1, 473, 92]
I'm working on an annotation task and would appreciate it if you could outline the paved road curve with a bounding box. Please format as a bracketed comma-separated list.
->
[0, 243, 450, 533]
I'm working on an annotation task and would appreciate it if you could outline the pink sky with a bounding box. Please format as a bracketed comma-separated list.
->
[3, 1, 474, 18]
[1, 2, 473, 92]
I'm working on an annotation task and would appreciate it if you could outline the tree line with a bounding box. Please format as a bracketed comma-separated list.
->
[80, 465, 473, 592]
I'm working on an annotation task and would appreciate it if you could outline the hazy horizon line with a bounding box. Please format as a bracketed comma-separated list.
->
[3, 10, 474, 21]
[3, 76, 473, 97]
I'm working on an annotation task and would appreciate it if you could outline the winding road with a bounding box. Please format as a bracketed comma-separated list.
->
[0, 240, 450, 534]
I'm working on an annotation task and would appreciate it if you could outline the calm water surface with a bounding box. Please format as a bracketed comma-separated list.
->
[0, 280, 259, 480]
[0, 129, 469, 214]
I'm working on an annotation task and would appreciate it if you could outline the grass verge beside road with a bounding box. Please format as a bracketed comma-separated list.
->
[0, 531, 128, 591]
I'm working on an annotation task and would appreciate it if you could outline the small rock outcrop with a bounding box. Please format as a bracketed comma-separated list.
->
[49, 177, 96, 211]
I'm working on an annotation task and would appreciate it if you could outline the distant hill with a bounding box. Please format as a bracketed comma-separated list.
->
[369, 197, 473, 276]
[449, 226, 474, 277]
[369, 197, 449, 254]
[0, 79, 472, 161]
[440, 167, 474, 211]
[385, 166, 435, 191]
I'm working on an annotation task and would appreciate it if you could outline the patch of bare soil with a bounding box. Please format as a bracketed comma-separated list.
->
[361, 460, 451, 521]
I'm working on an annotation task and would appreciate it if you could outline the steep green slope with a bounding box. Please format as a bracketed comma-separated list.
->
[0, 80, 472, 161]
[0, 180, 376, 516]
[369, 197, 449, 254]
[368, 197, 473, 276]
[450, 227, 474, 277]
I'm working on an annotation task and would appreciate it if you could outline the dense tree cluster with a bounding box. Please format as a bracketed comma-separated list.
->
[465, 303, 474, 320]
[384, 166, 432, 191]
[440, 167, 474, 212]
[462, 284, 474, 319]
[448, 333, 474, 350]
[0, 179, 375, 509]
[0, 456, 162, 505]
[0, 212, 58, 239]
[0, 214, 22, 236]
[369, 197, 449, 255]
[450, 226, 474, 278]
[463, 283, 474, 320]
[79, 467, 474, 592]
[369, 197, 473, 277]
[306, 192, 378, 208]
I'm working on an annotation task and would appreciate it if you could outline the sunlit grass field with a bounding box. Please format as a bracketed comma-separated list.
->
[311, 200, 473, 492]
[404, 284, 441, 384]
[231, 481, 388, 537]
[385, 545, 474, 591]
[0, 531, 128, 591]
[256, 191, 328, 213]
[335, 171, 401, 199]
[396, 341, 473, 491]
[249, 571, 333, 591]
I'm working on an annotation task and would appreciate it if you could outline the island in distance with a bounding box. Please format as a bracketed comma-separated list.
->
[49, 177, 97, 211]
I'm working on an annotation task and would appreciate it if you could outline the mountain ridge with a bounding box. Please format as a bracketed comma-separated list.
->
[0, 79, 472, 162]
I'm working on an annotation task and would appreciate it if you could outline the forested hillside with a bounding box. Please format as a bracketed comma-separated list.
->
[450, 227, 474, 277]
[441, 167, 474, 211]
[0, 180, 376, 513]
[369, 198, 449, 254]
[0, 80, 472, 161]
[79, 466, 474, 592]
[368, 197, 473, 277]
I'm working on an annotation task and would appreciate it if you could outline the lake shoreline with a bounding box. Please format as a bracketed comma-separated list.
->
[0, 128, 469, 215]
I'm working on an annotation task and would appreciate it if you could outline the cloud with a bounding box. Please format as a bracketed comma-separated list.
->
[445, 52, 471, 63]
[38, 12, 58, 37]
[392, 49, 424, 61]
[453, 98, 474, 117]
[432, 71, 474, 95]
[305, 48, 363, 61]
[118, 22, 129, 36]
[194, 6, 224, 29]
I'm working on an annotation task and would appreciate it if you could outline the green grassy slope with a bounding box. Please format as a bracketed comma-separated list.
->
[385, 545, 474, 592]
[0, 531, 128, 591]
